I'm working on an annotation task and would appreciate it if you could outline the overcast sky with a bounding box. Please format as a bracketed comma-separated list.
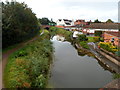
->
[2, 0, 120, 22]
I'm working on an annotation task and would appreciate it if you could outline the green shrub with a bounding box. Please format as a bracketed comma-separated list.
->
[5, 58, 31, 88]
[35, 74, 47, 88]
[95, 31, 103, 37]
[98, 42, 118, 53]
[15, 50, 28, 57]
[77, 34, 88, 41]
[80, 41, 89, 49]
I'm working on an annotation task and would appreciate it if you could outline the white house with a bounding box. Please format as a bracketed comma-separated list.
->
[56, 19, 74, 26]
[73, 31, 83, 38]
[82, 23, 119, 36]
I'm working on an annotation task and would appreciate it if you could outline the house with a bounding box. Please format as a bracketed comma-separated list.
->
[74, 20, 92, 31]
[56, 19, 74, 26]
[82, 23, 119, 36]
[64, 26, 76, 31]
[74, 20, 87, 26]
[73, 31, 83, 38]
[103, 31, 120, 47]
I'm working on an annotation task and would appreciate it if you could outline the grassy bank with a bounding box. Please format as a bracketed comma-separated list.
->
[49, 26, 72, 41]
[79, 41, 89, 49]
[113, 73, 120, 79]
[4, 32, 53, 88]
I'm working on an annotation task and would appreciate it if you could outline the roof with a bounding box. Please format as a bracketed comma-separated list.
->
[105, 31, 120, 37]
[55, 25, 64, 28]
[75, 20, 85, 22]
[63, 19, 72, 22]
[64, 26, 76, 28]
[84, 23, 120, 29]
[55, 25, 76, 28]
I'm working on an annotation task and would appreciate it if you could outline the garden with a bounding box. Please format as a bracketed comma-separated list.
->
[98, 42, 118, 54]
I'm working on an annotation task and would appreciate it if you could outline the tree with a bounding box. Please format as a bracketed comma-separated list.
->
[2, 1, 39, 48]
[39, 18, 56, 26]
[39, 18, 50, 25]
[77, 34, 88, 41]
[106, 19, 114, 23]
[95, 31, 103, 37]
[94, 19, 101, 23]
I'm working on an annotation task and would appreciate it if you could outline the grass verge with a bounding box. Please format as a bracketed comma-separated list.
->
[79, 41, 89, 49]
[4, 33, 53, 88]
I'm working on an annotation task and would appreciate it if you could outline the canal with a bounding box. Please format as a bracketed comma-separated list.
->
[49, 35, 113, 88]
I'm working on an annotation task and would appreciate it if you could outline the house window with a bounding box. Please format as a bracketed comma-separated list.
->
[111, 38, 114, 43]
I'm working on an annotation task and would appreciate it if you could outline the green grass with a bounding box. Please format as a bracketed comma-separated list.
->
[113, 73, 120, 79]
[80, 41, 89, 49]
[88, 37, 94, 42]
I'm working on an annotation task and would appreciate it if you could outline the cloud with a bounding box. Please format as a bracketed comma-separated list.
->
[2, 0, 119, 22]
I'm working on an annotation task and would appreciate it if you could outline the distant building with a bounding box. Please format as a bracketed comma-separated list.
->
[56, 19, 74, 26]
[103, 31, 120, 47]
[82, 23, 119, 36]
[74, 20, 87, 26]
[74, 19, 91, 31]
[73, 31, 83, 38]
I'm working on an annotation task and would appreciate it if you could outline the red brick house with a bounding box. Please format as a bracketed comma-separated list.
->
[74, 20, 87, 26]
[104, 31, 120, 47]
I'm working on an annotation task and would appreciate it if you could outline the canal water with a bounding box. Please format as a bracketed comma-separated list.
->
[49, 35, 113, 88]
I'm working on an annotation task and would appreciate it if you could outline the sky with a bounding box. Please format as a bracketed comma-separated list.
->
[2, 0, 120, 22]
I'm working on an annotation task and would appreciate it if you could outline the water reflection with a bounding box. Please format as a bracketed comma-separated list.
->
[97, 60, 116, 73]
[49, 35, 113, 88]
[51, 35, 65, 42]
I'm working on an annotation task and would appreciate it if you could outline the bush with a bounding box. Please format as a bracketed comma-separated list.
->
[100, 37, 104, 42]
[5, 58, 31, 88]
[35, 74, 47, 88]
[77, 34, 88, 41]
[98, 42, 118, 53]
[95, 31, 103, 37]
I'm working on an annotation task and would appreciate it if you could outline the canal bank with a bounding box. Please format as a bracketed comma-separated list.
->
[76, 41, 120, 88]
[48, 35, 113, 88]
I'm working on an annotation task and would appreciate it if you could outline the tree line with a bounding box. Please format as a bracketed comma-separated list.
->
[2, 1, 56, 49]
[2, 1, 40, 48]
[94, 19, 114, 23]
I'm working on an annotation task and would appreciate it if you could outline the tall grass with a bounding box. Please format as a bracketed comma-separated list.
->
[4, 32, 53, 88]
